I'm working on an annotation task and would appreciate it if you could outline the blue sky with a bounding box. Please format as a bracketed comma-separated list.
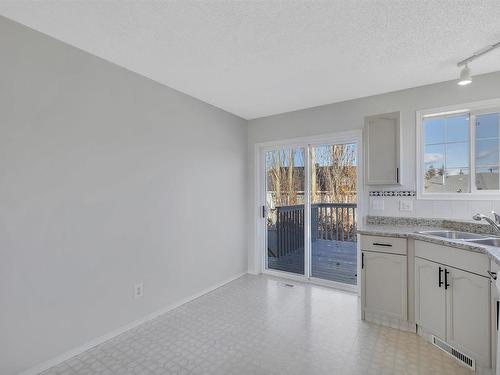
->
[424, 113, 500, 175]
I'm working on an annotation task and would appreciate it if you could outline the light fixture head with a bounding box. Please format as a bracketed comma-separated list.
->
[457, 65, 472, 86]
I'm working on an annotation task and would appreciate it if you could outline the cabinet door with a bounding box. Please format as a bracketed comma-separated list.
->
[446, 266, 490, 366]
[415, 257, 446, 339]
[362, 251, 407, 320]
[365, 113, 400, 185]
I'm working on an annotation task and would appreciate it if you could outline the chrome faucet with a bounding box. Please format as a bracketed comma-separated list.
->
[492, 210, 500, 225]
[473, 212, 500, 233]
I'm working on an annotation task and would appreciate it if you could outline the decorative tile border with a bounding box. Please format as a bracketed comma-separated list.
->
[369, 191, 416, 197]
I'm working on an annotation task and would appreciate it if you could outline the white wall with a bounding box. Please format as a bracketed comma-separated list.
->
[247, 70, 500, 273]
[0, 17, 248, 375]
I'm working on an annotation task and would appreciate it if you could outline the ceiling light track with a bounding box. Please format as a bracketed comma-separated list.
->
[456, 41, 500, 86]
[457, 41, 500, 67]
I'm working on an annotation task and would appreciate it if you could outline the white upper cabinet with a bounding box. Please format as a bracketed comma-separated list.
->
[364, 112, 401, 185]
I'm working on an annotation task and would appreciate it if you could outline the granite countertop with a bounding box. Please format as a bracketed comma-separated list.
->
[358, 217, 500, 266]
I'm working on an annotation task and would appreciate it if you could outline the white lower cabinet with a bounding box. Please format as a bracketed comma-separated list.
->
[415, 256, 490, 366]
[447, 266, 490, 366]
[362, 251, 407, 320]
[415, 257, 446, 339]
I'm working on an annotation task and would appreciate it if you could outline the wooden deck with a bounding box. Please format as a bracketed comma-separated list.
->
[267, 239, 357, 285]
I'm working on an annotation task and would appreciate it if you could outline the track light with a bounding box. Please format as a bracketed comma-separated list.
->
[457, 65, 472, 86]
[456, 41, 500, 87]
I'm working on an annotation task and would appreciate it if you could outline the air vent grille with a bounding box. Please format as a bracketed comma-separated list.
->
[431, 336, 475, 371]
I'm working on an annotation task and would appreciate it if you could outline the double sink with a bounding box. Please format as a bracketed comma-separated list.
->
[417, 230, 500, 247]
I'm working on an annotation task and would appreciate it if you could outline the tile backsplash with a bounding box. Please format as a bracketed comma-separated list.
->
[369, 196, 500, 221]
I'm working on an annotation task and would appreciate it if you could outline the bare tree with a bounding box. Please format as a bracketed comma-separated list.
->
[266, 149, 302, 207]
[311, 144, 356, 204]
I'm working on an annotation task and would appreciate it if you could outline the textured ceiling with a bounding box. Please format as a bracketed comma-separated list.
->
[1, 1, 500, 119]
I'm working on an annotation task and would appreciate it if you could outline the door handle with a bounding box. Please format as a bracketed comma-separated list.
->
[438, 267, 443, 288]
[444, 268, 450, 290]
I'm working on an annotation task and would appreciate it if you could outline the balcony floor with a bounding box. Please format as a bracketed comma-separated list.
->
[267, 239, 357, 285]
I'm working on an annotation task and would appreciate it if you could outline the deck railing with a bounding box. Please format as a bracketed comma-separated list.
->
[312, 203, 356, 242]
[269, 203, 356, 258]
[274, 205, 305, 258]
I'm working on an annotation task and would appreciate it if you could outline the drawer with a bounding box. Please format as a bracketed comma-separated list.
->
[415, 240, 489, 277]
[360, 235, 407, 255]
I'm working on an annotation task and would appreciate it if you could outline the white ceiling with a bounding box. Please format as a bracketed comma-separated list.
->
[1, 1, 500, 120]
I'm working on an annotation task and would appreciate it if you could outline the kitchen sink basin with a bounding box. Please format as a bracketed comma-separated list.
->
[416, 230, 486, 240]
[465, 238, 500, 247]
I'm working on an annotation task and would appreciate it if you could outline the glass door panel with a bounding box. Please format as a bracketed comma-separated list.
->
[310, 143, 357, 284]
[265, 147, 305, 275]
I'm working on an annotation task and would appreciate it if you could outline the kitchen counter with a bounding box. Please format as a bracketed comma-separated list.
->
[358, 219, 500, 266]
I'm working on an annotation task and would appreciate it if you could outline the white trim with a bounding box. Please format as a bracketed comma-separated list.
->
[17, 272, 247, 375]
[417, 98, 500, 118]
[416, 98, 500, 200]
[308, 277, 358, 293]
[262, 271, 358, 294]
[263, 268, 308, 282]
[253, 129, 364, 294]
[470, 113, 478, 195]
[255, 129, 363, 150]
[304, 145, 312, 279]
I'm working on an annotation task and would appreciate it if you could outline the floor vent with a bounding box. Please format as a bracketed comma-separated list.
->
[431, 336, 475, 371]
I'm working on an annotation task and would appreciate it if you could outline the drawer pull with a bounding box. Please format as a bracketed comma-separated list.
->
[372, 242, 392, 247]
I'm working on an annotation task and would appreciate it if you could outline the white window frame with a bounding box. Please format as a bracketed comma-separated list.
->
[416, 98, 500, 200]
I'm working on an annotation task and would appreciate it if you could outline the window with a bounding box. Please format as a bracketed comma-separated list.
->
[417, 100, 500, 198]
[475, 113, 499, 190]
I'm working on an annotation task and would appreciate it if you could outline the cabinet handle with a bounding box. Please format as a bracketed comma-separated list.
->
[444, 268, 450, 290]
[372, 242, 392, 247]
[362, 253, 364, 269]
[438, 267, 443, 288]
[497, 300, 499, 331]
[396, 167, 399, 183]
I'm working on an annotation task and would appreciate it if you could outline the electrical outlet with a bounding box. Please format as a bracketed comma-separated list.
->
[134, 283, 143, 298]
[399, 199, 413, 211]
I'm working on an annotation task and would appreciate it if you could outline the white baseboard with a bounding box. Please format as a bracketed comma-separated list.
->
[18, 272, 247, 375]
[363, 311, 417, 333]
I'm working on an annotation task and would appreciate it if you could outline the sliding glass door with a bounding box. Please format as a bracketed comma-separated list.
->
[265, 147, 306, 275]
[262, 138, 358, 287]
[310, 143, 357, 285]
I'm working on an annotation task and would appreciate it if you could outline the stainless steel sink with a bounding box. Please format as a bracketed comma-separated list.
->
[465, 238, 500, 247]
[416, 230, 486, 240]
